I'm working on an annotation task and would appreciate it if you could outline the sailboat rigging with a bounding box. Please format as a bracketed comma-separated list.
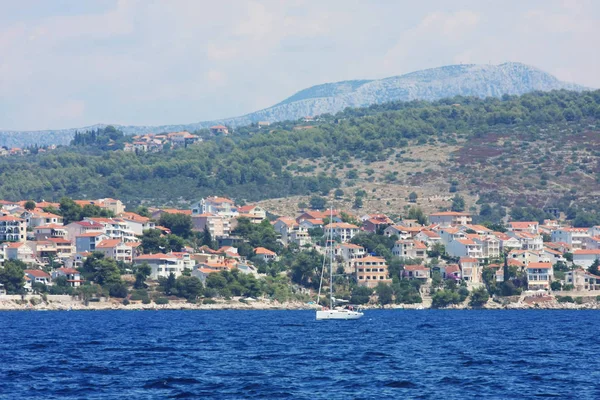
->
[315, 207, 363, 320]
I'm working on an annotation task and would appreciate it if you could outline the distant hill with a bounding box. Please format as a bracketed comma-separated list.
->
[0, 89, 599, 224]
[0, 62, 589, 147]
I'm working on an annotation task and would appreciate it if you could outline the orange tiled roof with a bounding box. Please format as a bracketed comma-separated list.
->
[255, 247, 277, 256]
[527, 262, 552, 269]
[574, 249, 600, 255]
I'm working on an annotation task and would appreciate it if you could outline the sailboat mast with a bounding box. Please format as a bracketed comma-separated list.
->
[329, 206, 333, 309]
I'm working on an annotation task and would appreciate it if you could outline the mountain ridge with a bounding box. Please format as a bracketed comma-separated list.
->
[0, 62, 590, 147]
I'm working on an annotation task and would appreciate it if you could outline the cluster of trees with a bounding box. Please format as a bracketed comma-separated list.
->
[49, 197, 115, 224]
[482, 261, 528, 297]
[431, 277, 470, 308]
[0, 260, 26, 294]
[231, 218, 282, 257]
[71, 126, 126, 151]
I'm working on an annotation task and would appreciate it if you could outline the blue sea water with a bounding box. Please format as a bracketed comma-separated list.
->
[1, 310, 600, 399]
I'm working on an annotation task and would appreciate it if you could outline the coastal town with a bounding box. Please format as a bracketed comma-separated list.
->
[0, 194, 599, 310]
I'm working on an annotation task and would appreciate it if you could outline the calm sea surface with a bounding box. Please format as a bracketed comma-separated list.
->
[1, 310, 600, 399]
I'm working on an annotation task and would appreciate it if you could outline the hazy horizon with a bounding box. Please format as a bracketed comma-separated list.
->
[1, 0, 599, 131]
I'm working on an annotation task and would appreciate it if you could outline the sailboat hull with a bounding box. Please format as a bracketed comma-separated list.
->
[316, 309, 364, 320]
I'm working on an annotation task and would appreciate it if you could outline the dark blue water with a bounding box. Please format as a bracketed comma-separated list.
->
[1, 310, 599, 399]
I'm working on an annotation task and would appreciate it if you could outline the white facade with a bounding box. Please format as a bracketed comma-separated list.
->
[572, 250, 600, 269]
[193, 197, 238, 218]
[335, 244, 366, 263]
[134, 253, 195, 279]
[391, 240, 427, 259]
[510, 232, 544, 251]
[0, 216, 27, 242]
[324, 223, 359, 243]
[447, 239, 483, 259]
[474, 236, 500, 259]
[526, 263, 553, 290]
[437, 228, 466, 246]
[551, 228, 590, 249]
[429, 212, 472, 227]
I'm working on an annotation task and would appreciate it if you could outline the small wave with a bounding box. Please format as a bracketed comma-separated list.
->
[169, 391, 197, 398]
[243, 383, 264, 391]
[534, 394, 562, 397]
[80, 365, 120, 375]
[439, 376, 463, 384]
[27, 342, 50, 349]
[462, 359, 493, 367]
[361, 351, 389, 361]
[80, 340, 103, 345]
[30, 366, 63, 374]
[4, 370, 32, 380]
[384, 380, 418, 389]
[249, 353, 284, 360]
[417, 323, 435, 328]
[143, 377, 201, 389]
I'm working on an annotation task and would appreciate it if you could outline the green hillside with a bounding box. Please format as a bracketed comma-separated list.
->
[1, 90, 600, 224]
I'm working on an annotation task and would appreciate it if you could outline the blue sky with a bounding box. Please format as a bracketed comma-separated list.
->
[0, 0, 598, 131]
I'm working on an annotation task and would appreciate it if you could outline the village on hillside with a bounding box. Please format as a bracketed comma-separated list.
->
[0, 194, 599, 308]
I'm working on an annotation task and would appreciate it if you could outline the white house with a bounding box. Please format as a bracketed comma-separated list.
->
[95, 239, 135, 263]
[134, 253, 190, 279]
[0, 215, 27, 243]
[192, 197, 238, 218]
[383, 225, 421, 239]
[52, 267, 83, 287]
[564, 269, 600, 291]
[21, 211, 63, 228]
[236, 205, 266, 224]
[85, 218, 137, 243]
[391, 240, 428, 260]
[402, 265, 430, 280]
[446, 239, 483, 259]
[551, 228, 590, 249]
[324, 223, 359, 243]
[2, 242, 36, 264]
[428, 212, 472, 227]
[494, 232, 523, 251]
[255, 247, 278, 263]
[526, 262, 553, 290]
[474, 236, 500, 259]
[34, 224, 69, 241]
[273, 217, 299, 245]
[65, 220, 104, 240]
[508, 250, 551, 266]
[24, 269, 52, 286]
[437, 227, 466, 246]
[119, 212, 156, 235]
[572, 249, 600, 269]
[334, 243, 366, 264]
[459, 257, 481, 283]
[509, 232, 544, 251]
[414, 230, 441, 246]
[507, 221, 539, 234]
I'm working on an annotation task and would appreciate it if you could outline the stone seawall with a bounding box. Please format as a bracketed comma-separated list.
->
[2, 295, 600, 311]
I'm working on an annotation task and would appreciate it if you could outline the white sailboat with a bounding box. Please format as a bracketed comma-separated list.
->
[315, 208, 363, 320]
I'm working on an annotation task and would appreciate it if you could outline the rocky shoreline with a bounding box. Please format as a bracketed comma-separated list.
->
[2, 296, 600, 311]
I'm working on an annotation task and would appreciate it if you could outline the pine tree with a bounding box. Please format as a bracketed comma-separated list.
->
[202, 225, 213, 249]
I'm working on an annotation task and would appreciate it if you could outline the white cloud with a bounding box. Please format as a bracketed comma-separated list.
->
[0, 1, 599, 131]
[420, 10, 481, 36]
[382, 10, 482, 75]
